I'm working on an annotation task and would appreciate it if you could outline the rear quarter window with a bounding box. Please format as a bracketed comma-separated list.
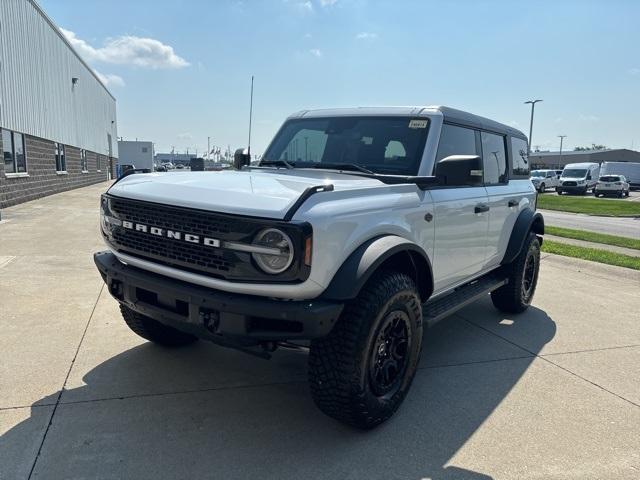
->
[510, 137, 529, 178]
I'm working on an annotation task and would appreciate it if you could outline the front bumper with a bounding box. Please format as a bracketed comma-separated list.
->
[94, 251, 343, 342]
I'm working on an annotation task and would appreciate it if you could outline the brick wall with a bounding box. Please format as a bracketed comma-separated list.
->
[0, 133, 111, 208]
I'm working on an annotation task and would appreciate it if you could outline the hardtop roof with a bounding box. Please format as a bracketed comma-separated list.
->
[288, 106, 527, 139]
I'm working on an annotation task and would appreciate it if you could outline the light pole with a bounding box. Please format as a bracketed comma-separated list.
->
[558, 135, 567, 168]
[524, 99, 543, 154]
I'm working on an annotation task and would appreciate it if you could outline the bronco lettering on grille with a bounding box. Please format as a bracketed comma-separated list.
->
[120, 220, 221, 248]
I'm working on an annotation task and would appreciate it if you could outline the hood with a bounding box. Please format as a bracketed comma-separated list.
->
[107, 169, 385, 219]
[561, 176, 587, 182]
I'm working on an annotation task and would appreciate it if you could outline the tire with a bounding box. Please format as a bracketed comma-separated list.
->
[538, 183, 545, 193]
[120, 305, 198, 347]
[617, 191, 623, 198]
[308, 271, 423, 429]
[491, 233, 541, 314]
[557, 190, 563, 195]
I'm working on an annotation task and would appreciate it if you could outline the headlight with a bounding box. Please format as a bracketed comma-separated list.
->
[100, 195, 121, 235]
[252, 228, 294, 274]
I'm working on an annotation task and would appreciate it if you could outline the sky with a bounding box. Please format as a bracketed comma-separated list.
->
[40, 0, 640, 156]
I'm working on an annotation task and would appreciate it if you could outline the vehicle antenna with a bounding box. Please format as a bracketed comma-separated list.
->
[248, 75, 254, 157]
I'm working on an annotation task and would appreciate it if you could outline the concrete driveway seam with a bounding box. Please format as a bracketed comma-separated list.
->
[461, 317, 640, 409]
[26, 284, 104, 480]
[540, 344, 640, 357]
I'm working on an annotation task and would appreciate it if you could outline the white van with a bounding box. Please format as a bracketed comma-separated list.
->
[557, 162, 600, 195]
[600, 162, 640, 190]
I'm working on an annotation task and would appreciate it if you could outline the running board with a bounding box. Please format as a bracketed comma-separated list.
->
[423, 272, 508, 326]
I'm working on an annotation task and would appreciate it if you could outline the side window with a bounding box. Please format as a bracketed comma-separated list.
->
[481, 132, 507, 185]
[510, 137, 529, 177]
[435, 124, 482, 186]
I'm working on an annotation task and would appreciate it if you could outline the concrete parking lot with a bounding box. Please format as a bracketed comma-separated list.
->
[1, 182, 639, 480]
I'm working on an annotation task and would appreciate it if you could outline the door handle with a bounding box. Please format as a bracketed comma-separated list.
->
[508, 199, 519, 207]
[474, 203, 490, 214]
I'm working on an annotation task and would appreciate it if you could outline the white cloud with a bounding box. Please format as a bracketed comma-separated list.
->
[94, 70, 125, 87]
[177, 133, 193, 141]
[630, 67, 640, 75]
[319, 0, 338, 6]
[579, 114, 599, 122]
[356, 32, 377, 40]
[61, 28, 189, 69]
[291, 1, 313, 13]
[309, 48, 322, 57]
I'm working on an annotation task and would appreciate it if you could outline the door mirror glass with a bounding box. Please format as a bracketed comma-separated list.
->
[435, 155, 483, 187]
[233, 148, 251, 170]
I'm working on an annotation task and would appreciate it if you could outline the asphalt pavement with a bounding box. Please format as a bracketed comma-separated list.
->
[539, 208, 640, 237]
[1, 182, 639, 480]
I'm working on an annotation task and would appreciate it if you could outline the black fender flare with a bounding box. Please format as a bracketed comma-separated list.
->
[321, 235, 434, 302]
[501, 210, 545, 265]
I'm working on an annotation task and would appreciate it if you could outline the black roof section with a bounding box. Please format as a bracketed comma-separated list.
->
[437, 106, 527, 140]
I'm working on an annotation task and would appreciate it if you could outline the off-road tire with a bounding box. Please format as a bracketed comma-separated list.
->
[308, 271, 423, 429]
[120, 305, 198, 347]
[491, 233, 541, 314]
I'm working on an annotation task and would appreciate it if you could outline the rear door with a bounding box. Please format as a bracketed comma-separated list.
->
[482, 131, 521, 267]
[431, 124, 489, 293]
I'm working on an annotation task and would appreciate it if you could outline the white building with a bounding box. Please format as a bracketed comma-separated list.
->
[118, 141, 154, 171]
[0, 0, 118, 208]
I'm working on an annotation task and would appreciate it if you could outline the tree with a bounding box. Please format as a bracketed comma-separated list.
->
[574, 144, 607, 151]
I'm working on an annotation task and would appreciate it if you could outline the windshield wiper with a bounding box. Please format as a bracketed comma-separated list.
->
[308, 163, 374, 174]
[259, 159, 295, 169]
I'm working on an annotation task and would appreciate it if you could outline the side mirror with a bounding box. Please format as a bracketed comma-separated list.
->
[435, 155, 483, 186]
[233, 148, 251, 170]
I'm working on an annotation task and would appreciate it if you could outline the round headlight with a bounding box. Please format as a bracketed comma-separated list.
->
[252, 228, 294, 274]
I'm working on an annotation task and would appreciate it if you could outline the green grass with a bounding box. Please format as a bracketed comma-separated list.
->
[537, 194, 640, 217]
[545, 226, 640, 251]
[542, 240, 640, 270]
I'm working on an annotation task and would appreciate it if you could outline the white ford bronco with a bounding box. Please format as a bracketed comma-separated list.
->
[95, 106, 544, 429]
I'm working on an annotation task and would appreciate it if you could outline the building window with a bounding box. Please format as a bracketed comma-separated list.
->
[142, 147, 148, 153]
[80, 149, 88, 172]
[2, 128, 27, 174]
[97, 154, 101, 172]
[55, 143, 66, 172]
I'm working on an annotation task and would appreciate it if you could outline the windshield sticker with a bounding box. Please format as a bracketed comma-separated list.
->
[408, 119, 428, 129]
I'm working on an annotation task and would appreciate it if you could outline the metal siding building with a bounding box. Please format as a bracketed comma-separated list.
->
[529, 149, 640, 169]
[0, 0, 118, 208]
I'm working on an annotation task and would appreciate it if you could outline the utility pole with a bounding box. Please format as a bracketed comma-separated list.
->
[207, 136, 210, 160]
[558, 135, 567, 168]
[524, 99, 543, 154]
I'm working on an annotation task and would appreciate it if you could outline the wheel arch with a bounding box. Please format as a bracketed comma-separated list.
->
[321, 235, 434, 302]
[501, 209, 544, 265]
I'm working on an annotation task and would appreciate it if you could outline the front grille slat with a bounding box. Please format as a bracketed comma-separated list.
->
[106, 196, 305, 282]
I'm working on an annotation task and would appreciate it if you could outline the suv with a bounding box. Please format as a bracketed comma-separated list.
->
[95, 106, 544, 429]
[530, 169, 560, 192]
[594, 175, 630, 197]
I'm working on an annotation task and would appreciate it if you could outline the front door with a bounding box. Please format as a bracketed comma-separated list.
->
[430, 124, 489, 293]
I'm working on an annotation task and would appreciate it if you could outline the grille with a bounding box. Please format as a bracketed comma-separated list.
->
[106, 196, 304, 282]
[563, 181, 577, 187]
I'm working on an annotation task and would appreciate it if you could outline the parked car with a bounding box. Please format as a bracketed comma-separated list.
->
[176, 164, 185, 169]
[594, 175, 630, 197]
[155, 165, 167, 172]
[556, 162, 600, 195]
[95, 106, 543, 429]
[530, 169, 560, 193]
[600, 162, 640, 190]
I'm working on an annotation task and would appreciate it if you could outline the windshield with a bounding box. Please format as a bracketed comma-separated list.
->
[531, 170, 546, 177]
[262, 116, 430, 176]
[599, 176, 620, 182]
[562, 168, 587, 178]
